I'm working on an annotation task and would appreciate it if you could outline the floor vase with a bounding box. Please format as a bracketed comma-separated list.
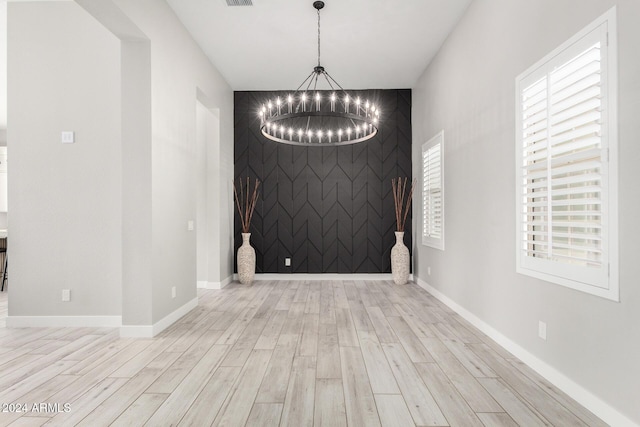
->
[237, 233, 256, 285]
[391, 231, 409, 285]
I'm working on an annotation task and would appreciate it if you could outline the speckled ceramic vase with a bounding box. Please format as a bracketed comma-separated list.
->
[237, 233, 255, 285]
[391, 231, 410, 285]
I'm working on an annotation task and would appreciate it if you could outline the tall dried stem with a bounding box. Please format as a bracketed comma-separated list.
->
[391, 177, 416, 232]
[233, 177, 261, 233]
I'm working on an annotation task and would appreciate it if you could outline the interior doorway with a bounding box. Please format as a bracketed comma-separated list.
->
[196, 99, 220, 288]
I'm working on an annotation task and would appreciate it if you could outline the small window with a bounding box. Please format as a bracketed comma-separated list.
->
[422, 130, 444, 250]
[515, 8, 618, 300]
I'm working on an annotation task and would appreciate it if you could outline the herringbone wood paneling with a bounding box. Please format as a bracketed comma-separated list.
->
[234, 89, 412, 273]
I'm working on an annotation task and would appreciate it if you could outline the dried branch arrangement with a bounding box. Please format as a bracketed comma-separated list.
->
[392, 177, 416, 232]
[233, 177, 261, 233]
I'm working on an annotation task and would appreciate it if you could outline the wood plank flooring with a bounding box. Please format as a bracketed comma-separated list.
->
[0, 281, 607, 426]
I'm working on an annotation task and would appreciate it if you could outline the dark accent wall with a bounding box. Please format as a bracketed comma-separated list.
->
[234, 89, 411, 273]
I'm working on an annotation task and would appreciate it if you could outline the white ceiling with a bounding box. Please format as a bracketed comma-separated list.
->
[166, 0, 472, 91]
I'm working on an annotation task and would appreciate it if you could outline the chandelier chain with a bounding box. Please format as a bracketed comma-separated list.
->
[317, 7, 321, 66]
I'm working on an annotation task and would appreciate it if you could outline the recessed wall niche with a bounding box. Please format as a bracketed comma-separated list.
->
[234, 89, 412, 274]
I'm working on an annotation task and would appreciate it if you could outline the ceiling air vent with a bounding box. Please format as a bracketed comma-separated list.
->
[226, 0, 253, 6]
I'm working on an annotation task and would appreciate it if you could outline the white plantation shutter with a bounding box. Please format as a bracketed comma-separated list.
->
[422, 131, 444, 250]
[516, 11, 618, 301]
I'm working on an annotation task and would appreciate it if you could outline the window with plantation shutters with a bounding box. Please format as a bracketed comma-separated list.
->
[515, 9, 618, 301]
[422, 131, 444, 250]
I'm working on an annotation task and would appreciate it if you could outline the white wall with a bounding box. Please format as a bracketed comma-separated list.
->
[412, 0, 640, 424]
[0, 0, 7, 231]
[7, 0, 235, 331]
[108, 0, 234, 323]
[0, 0, 6, 131]
[8, 1, 122, 317]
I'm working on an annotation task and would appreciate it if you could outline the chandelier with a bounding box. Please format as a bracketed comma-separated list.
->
[259, 1, 379, 146]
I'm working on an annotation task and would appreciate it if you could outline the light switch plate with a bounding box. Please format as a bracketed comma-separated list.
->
[538, 321, 547, 340]
[61, 131, 75, 144]
[187, 220, 194, 231]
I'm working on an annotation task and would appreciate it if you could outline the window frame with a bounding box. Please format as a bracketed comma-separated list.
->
[422, 130, 445, 250]
[514, 7, 618, 301]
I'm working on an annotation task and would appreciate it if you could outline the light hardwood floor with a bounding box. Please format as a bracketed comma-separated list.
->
[0, 280, 607, 426]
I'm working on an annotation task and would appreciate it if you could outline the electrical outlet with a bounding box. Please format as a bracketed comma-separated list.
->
[187, 220, 194, 231]
[171, 287, 176, 298]
[427, 266, 431, 276]
[538, 321, 547, 340]
[285, 258, 291, 267]
[62, 289, 71, 302]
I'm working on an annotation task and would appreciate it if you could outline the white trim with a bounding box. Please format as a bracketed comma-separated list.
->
[198, 275, 233, 290]
[233, 273, 411, 281]
[414, 276, 637, 427]
[6, 315, 121, 328]
[196, 280, 208, 288]
[514, 7, 618, 302]
[119, 297, 198, 338]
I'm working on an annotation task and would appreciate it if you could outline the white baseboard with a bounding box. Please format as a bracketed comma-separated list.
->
[120, 297, 198, 338]
[414, 276, 638, 427]
[6, 315, 121, 328]
[232, 273, 409, 281]
[198, 276, 233, 290]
